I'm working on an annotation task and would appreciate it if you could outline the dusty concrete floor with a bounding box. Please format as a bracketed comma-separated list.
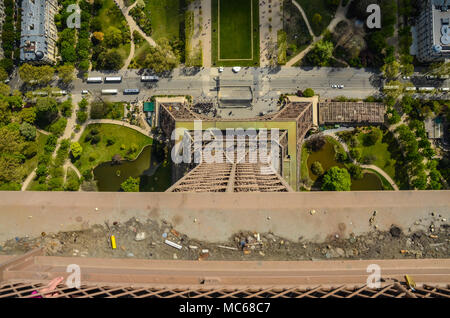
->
[1, 212, 448, 261]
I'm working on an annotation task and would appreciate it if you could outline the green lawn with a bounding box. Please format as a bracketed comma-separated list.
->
[211, 0, 259, 66]
[144, 0, 185, 41]
[354, 131, 396, 181]
[74, 124, 153, 175]
[98, 0, 131, 60]
[130, 41, 152, 68]
[22, 132, 49, 181]
[295, 0, 337, 37]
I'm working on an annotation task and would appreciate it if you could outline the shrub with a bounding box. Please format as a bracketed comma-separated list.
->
[311, 161, 324, 176]
[303, 88, 315, 97]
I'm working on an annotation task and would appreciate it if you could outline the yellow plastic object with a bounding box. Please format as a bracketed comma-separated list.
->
[405, 275, 416, 291]
[111, 235, 117, 249]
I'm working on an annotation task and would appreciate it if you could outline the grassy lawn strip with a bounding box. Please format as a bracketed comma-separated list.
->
[211, 0, 259, 66]
[300, 143, 310, 181]
[354, 132, 396, 180]
[218, 0, 252, 60]
[74, 124, 153, 175]
[144, 0, 184, 41]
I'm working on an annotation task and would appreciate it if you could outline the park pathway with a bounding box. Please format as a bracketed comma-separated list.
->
[286, 0, 351, 67]
[115, 0, 159, 70]
[200, 0, 212, 67]
[322, 131, 400, 191]
[21, 94, 83, 191]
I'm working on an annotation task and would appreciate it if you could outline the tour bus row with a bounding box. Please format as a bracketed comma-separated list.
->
[86, 76, 159, 83]
[384, 85, 449, 92]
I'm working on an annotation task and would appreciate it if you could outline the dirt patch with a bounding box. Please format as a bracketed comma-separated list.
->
[0, 214, 448, 261]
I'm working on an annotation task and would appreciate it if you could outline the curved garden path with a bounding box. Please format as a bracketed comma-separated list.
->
[323, 132, 400, 191]
[74, 119, 153, 143]
[286, 0, 351, 67]
[115, 0, 159, 70]
[291, 0, 317, 41]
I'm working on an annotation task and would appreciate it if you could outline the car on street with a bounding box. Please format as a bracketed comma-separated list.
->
[232, 67, 241, 73]
[338, 85, 344, 89]
[81, 90, 89, 94]
[331, 84, 337, 88]
[402, 76, 411, 80]
[218, 67, 224, 73]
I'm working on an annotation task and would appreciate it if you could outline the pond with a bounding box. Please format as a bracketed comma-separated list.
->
[93, 145, 171, 192]
[305, 139, 384, 191]
[350, 171, 384, 191]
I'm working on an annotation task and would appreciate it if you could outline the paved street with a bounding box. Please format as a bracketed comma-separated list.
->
[69, 67, 381, 102]
[10, 66, 448, 119]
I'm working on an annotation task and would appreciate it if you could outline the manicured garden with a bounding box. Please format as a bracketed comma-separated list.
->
[211, 0, 259, 66]
[300, 134, 394, 191]
[73, 124, 153, 179]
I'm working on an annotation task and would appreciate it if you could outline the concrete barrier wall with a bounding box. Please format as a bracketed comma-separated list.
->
[0, 191, 449, 243]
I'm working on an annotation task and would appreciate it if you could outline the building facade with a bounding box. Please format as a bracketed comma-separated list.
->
[20, 0, 58, 64]
[416, 0, 450, 63]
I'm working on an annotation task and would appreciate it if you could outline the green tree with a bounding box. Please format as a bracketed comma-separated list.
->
[306, 40, 333, 66]
[311, 161, 324, 175]
[381, 60, 400, 79]
[104, 26, 123, 47]
[0, 83, 10, 96]
[97, 50, 123, 70]
[70, 142, 83, 159]
[321, 167, 352, 191]
[0, 67, 8, 81]
[348, 164, 363, 180]
[35, 97, 58, 127]
[303, 88, 315, 97]
[76, 111, 88, 123]
[350, 148, 362, 161]
[57, 64, 75, 84]
[120, 176, 140, 192]
[19, 64, 55, 85]
[312, 13, 322, 25]
[19, 122, 36, 141]
[143, 38, 179, 73]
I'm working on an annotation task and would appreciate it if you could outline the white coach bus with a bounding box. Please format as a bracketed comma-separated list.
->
[104, 76, 122, 83]
[86, 77, 103, 83]
[141, 75, 159, 82]
[101, 89, 118, 95]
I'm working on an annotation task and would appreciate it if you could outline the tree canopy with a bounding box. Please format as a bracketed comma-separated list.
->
[321, 167, 352, 191]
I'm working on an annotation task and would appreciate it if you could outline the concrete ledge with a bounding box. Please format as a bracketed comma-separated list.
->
[0, 191, 449, 243]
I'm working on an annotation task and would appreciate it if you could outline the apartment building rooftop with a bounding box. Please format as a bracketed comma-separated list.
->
[432, 0, 450, 55]
[20, 0, 58, 64]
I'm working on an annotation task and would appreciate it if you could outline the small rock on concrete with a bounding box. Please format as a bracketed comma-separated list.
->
[390, 225, 402, 238]
[135, 232, 146, 241]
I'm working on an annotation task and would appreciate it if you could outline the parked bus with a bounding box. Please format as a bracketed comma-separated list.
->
[405, 87, 417, 91]
[53, 90, 67, 95]
[32, 91, 48, 96]
[86, 77, 103, 83]
[123, 88, 140, 94]
[439, 87, 449, 92]
[104, 76, 122, 83]
[418, 87, 434, 92]
[383, 85, 400, 90]
[141, 75, 159, 82]
[101, 89, 118, 95]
